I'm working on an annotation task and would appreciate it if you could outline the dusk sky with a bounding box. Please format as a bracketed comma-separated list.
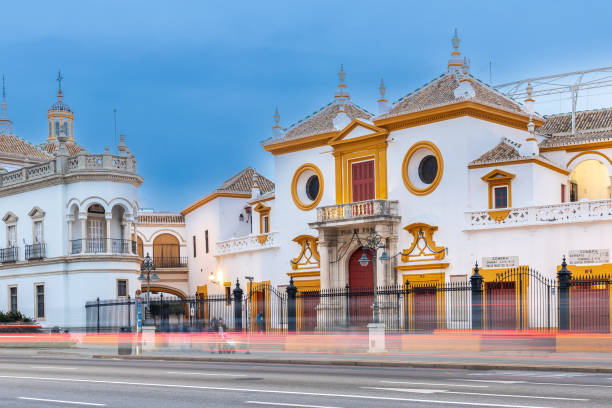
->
[1, 1, 611, 211]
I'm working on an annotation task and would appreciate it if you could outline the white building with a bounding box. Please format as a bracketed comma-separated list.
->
[0, 76, 142, 327]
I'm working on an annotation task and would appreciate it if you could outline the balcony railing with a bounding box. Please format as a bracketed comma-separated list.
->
[215, 232, 279, 256]
[25, 243, 46, 260]
[315, 199, 400, 223]
[70, 239, 136, 255]
[153, 257, 188, 268]
[466, 199, 612, 229]
[0, 247, 18, 263]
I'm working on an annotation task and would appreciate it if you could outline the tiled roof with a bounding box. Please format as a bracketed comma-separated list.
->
[0, 134, 52, 161]
[42, 142, 83, 156]
[263, 101, 372, 145]
[216, 167, 274, 194]
[538, 108, 612, 148]
[469, 138, 560, 169]
[137, 213, 185, 224]
[378, 73, 529, 120]
[469, 139, 522, 165]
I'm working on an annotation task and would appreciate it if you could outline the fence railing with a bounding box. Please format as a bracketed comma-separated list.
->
[70, 239, 136, 255]
[84, 259, 611, 334]
[25, 243, 46, 260]
[153, 257, 188, 268]
[0, 247, 18, 263]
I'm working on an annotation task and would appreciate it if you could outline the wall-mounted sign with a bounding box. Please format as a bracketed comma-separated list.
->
[568, 249, 609, 265]
[482, 256, 519, 269]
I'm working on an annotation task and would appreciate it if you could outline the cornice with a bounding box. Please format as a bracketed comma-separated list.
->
[182, 192, 251, 215]
[0, 253, 141, 272]
[374, 101, 543, 132]
[468, 158, 569, 175]
[262, 131, 338, 155]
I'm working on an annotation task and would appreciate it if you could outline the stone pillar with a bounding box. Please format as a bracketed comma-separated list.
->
[79, 212, 87, 254]
[133, 220, 139, 255]
[105, 213, 112, 253]
[67, 218, 73, 255]
[318, 241, 330, 290]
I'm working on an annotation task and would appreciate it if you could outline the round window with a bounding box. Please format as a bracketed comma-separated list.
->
[418, 155, 438, 184]
[306, 175, 320, 201]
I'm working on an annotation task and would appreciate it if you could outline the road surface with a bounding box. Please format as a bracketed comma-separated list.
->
[0, 355, 610, 407]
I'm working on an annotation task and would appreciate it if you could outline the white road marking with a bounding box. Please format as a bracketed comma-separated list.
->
[18, 397, 105, 406]
[457, 378, 612, 388]
[380, 380, 488, 388]
[454, 379, 525, 384]
[166, 371, 246, 377]
[30, 366, 78, 370]
[246, 402, 340, 408]
[363, 387, 588, 401]
[0, 375, 552, 408]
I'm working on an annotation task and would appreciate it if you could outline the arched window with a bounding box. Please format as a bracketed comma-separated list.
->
[153, 233, 180, 267]
[54, 121, 60, 137]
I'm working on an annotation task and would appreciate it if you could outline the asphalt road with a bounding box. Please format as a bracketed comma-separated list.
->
[0, 355, 611, 407]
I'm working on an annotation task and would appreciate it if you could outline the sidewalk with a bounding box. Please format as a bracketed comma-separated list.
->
[5, 343, 612, 373]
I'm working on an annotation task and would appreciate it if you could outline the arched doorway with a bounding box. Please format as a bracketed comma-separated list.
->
[348, 248, 374, 288]
[348, 248, 374, 328]
[140, 286, 187, 331]
[153, 233, 180, 267]
[569, 159, 611, 201]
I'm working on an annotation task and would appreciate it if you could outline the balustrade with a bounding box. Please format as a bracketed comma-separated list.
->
[215, 232, 279, 256]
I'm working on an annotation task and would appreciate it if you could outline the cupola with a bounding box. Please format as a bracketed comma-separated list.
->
[47, 70, 75, 143]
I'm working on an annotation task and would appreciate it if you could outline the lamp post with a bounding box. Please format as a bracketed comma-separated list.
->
[357, 228, 390, 324]
[138, 253, 159, 326]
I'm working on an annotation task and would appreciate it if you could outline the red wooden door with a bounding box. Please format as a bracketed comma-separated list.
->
[352, 160, 375, 202]
[486, 282, 517, 330]
[349, 249, 374, 288]
[413, 287, 437, 332]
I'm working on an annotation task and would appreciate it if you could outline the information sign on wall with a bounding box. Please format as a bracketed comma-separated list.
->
[482, 256, 519, 269]
[568, 249, 609, 265]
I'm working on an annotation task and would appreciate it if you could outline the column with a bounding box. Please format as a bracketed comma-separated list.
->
[79, 213, 87, 254]
[133, 221, 138, 255]
[67, 218, 73, 255]
[105, 213, 112, 253]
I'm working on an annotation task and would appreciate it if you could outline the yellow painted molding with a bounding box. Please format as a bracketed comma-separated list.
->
[290, 235, 320, 270]
[374, 100, 542, 132]
[263, 131, 338, 155]
[468, 158, 569, 176]
[401, 141, 444, 196]
[481, 169, 515, 209]
[566, 150, 612, 168]
[540, 140, 612, 153]
[257, 234, 269, 245]
[287, 271, 321, 278]
[488, 209, 511, 222]
[291, 163, 324, 211]
[396, 262, 450, 271]
[401, 223, 445, 263]
[182, 192, 251, 215]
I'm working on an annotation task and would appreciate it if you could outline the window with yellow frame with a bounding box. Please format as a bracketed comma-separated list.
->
[481, 169, 515, 216]
[253, 203, 270, 234]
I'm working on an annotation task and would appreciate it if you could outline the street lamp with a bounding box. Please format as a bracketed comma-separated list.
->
[356, 228, 389, 324]
[138, 253, 159, 325]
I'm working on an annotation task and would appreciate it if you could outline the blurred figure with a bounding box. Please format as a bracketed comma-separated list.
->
[256, 312, 265, 332]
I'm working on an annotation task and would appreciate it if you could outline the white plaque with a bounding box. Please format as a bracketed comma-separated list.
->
[482, 256, 519, 269]
[568, 249, 609, 265]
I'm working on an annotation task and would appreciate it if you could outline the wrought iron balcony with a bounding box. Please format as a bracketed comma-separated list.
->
[0, 247, 18, 263]
[465, 199, 612, 230]
[70, 239, 136, 255]
[311, 199, 400, 227]
[153, 257, 188, 268]
[25, 243, 46, 260]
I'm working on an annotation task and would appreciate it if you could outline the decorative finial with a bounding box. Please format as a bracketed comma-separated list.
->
[1, 75, 5, 101]
[452, 28, 460, 51]
[338, 64, 346, 85]
[379, 78, 386, 99]
[57, 70, 64, 92]
[272, 106, 281, 129]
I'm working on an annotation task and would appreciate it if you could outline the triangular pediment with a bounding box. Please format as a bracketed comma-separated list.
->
[329, 119, 388, 145]
[481, 169, 516, 182]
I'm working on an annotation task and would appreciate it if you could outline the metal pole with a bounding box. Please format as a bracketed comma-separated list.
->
[372, 250, 380, 324]
[127, 295, 131, 329]
[96, 297, 100, 333]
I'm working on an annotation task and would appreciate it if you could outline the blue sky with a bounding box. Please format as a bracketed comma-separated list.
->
[1, 1, 611, 211]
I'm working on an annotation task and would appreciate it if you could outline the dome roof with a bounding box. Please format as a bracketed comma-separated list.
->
[49, 99, 72, 112]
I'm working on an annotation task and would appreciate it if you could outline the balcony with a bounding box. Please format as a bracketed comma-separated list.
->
[25, 243, 46, 260]
[0, 247, 18, 263]
[215, 232, 280, 256]
[70, 239, 136, 255]
[153, 257, 188, 268]
[310, 199, 401, 229]
[466, 199, 612, 230]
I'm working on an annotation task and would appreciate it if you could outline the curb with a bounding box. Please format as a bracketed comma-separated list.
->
[91, 355, 612, 373]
